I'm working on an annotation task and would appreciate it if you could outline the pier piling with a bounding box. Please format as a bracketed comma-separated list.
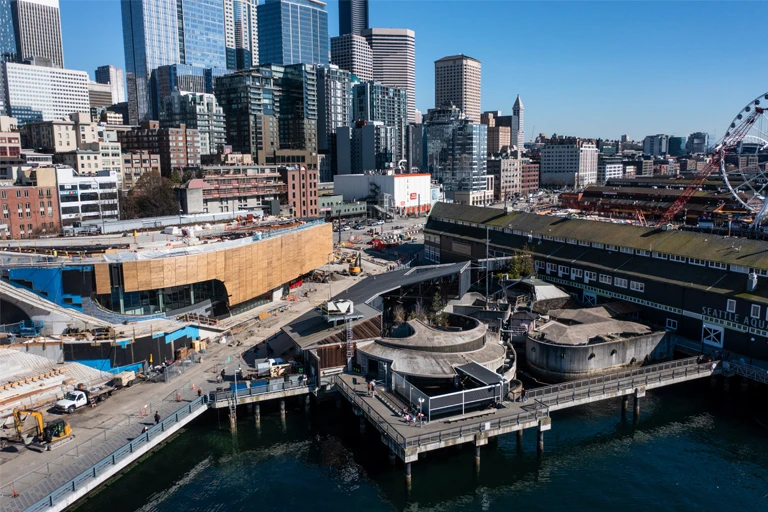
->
[229, 412, 237, 433]
[279, 399, 286, 419]
[389, 449, 396, 465]
[405, 462, 412, 489]
[633, 389, 641, 421]
[723, 376, 731, 392]
[474, 445, 481, 470]
[537, 418, 551, 455]
[254, 404, 260, 426]
[516, 429, 523, 451]
[621, 395, 629, 418]
[304, 395, 311, 413]
[359, 417, 366, 434]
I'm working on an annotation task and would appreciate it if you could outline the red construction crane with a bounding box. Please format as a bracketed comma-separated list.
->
[656, 107, 764, 226]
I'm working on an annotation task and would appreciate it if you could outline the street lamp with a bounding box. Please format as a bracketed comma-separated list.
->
[233, 364, 242, 403]
[178, 208, 183, 226]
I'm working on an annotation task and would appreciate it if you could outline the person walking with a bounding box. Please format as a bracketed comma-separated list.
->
[367, 381, 372, 397]
[154, 411, 161, 425]
[371, 380, 376, 397]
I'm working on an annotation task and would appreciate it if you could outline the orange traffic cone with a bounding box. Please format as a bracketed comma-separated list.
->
[176, 391, 181, 402]
[11, 487, 19, 498]
[191, 383, 196, 391]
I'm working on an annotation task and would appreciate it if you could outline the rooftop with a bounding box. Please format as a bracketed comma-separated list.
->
[532, 306, 655, 346]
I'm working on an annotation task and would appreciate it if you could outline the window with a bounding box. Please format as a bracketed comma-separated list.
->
[666, 319, 678, 331]
[571, 268, 583, 279]
[614, 278, 628, 288]
[630, 281, 644, 292]
[652, 252, 667, 260]
[669, 255, 686, 263]
[585, 271, 597, 282]
[689, 258, 705, 267]
[726, 299, 736, 313]
[578, 240, 590, 247]
[546, 262, 556, 274]
[599, 274, 612, 285]
[635, 249, 650, 257]
[558, 265, 569, 276]
[751, 304, 761, 319]
[730, 265, 749, 274]
[535, 261, 544, 271]
[606, 244, 618, 251]
[620, 247, 633, 254]
[592, 242, 604, 249]
[709, 261, 727, 270]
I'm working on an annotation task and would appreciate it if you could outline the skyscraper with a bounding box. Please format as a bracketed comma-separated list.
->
[11, 0, 64, 68]
[95, 65, 126, 104]
[224, 0, 258, 70]
[353, 81, 408, 165]
[338, 0, 368, 36]
[0, 0, 17, 116]
[121, 0, 226, 124]
[159, 91, 226, 155]
[330, 34, 372, 81]
[121, 0, 180, 124]
[361, 28, 416, 123]
[317, 64, 352, 153]
[512, 94, 524, 150]
[434, 54, 481, 123]
[257, 0, 329, 66]
[177, 0, 226, 69]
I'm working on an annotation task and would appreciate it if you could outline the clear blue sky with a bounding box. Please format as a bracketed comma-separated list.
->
[61, 1, 768, 140]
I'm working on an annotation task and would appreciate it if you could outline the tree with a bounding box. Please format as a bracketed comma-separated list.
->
[497, 244, 535, 280]
[408, 301, 428, 322]
[120, 171, 180, 220]
[430, 292, 447, 326]
[392, 304, 406, 325]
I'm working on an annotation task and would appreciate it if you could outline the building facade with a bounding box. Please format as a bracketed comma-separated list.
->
[178, 164, 286, 214]
[120, 0, 180, 124]
[224, 0, 258, 70]
[361, 28, 415, 123]
[434, 54, 481, 123]
[95, 65, 126, 104]
[687, 132, 709, 154]
[19, 114, 99, 152]
[521, 162, 539, 195]
[338, 0, 367, 36]
[352, 81, 407, 166]
[118, 121, 201, 174]
[317, 64, 352, 177]
[278, 164, 318, 217]
[150, 64, 227, 120]
[487, 152, 521, 200]
[3, 62, 89, 125]
[597, 155, 623, 185]
[176, 0, 226, 69]
[643, 134, 669, 157]
[257, 0, 329, 66]
[0, 182, 59, 238]
[11, 0, 64, 68]
[330, 33, 372, 82]
[336, 121, 396, 174]
[121, 149, 160, 190]
[159, 91, 226, 156]
[88, 82, 113, 113]
[540, 138, 598, 188]
[41, 167, 119, 227]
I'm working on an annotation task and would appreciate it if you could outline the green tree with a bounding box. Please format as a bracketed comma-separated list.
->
[430, 292, 447, 326]
[120, 171, 180, 220]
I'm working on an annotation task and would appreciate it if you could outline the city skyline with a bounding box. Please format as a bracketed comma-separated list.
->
[58, 1, 767, 139]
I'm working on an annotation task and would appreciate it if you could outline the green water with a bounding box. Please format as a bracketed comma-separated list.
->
[74, 380, 768, 512]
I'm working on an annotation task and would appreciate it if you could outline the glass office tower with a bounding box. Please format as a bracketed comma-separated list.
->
[257, 0, 328, 66]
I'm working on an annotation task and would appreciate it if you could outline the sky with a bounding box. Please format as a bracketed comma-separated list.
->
[60, 1, 768, 141]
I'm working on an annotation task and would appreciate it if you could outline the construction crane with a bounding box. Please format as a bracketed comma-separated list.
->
[657, 107, 764, 226]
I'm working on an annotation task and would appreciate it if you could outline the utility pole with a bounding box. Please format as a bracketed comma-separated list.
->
[485, 226, 490, 308]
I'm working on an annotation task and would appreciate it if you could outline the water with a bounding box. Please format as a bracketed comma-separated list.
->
[74, 380, 768, 512]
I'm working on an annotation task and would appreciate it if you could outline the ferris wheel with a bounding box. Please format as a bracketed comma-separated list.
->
[720, 93, 768, 221]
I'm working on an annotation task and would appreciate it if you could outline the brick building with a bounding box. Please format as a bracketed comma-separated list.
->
[521, 162, 540, 195]
[118, 122, 201, 175]
[121, 150, 161, 190]
[0, 185, 60, 238]
[279, 165, 318, 218]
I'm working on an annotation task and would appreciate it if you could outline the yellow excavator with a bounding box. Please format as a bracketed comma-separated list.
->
[348, 252, 362, 276]
[3, 409, 75, 451]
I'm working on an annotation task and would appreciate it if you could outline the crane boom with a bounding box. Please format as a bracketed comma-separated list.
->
[657, 108, 763, 225]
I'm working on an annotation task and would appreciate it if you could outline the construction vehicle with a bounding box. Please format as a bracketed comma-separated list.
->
[348, 252, 362, 276]
[1, 409, 74, 451]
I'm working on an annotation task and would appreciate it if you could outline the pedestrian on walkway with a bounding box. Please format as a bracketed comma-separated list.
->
[371, 380, 376, 397]
[154, 411, 161, 425]
[367, 381, 372, 397]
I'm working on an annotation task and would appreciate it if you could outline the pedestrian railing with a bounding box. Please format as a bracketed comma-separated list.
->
[724, 360, 768, 384]
[24, 397, 208, 512]
[208, 376, 316, 404]
[334, 376, 408, 449]
[526, 357, 718, 405]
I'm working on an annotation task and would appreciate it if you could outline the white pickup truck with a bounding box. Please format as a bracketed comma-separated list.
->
[55, 391, 90, 414]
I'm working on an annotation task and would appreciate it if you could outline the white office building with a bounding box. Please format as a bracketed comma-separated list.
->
[95, 65, 126, 104]
[54, 167, 119, 226]
[540, 140, 598, 188]
[643, 134, 669, 157]
[3, 62, 89, 125]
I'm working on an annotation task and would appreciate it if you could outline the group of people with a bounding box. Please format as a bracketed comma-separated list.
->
[367, 379, 377, 396]
[402, 405, 425, 426]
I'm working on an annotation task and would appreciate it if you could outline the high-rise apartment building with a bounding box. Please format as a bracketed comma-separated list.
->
[338, 0, 368, 36]
[118, 121, 201, 174]
[263, 63, 318, 154]
[336, 121, 397, 174]
[150, 64, 227, 119]
[540, 138, 598, 187]
[3, 62, 89, 125]
[352, 81, 408, 166]
[361, 28, 415, 123]
[512, 94, 524, 150]
[330, 34, 372, 81]
[668, 136, 686, 157]
[224, 0, 258, 70]
[95, 65, 126, 104]
[434, 54, 481, 123]
[159, 91, 226, 156]
[177, 0, 226, 69]
[257, 0, 329, 66]
[317, 64, 352, 177]
[121, 0, 180, 124]
[480, 111, 510, 155]
[11, 0, 64, 68]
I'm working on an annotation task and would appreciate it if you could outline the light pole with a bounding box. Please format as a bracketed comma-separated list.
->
[233, 364, 242, 402]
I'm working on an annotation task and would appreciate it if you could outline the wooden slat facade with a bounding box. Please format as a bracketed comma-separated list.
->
[122, 223, 332, 306]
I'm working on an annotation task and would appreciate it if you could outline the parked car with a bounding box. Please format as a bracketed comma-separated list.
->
[354, 224, 365, 230]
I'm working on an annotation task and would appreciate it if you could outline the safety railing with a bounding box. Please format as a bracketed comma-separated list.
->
[24, 396, 208, 512]
[724, 360, 768, 384]
[403, 406, 549, 449]
[334, 376, 407, 449]
[208, 376, 316, 404]
[526, 357, 717, 402]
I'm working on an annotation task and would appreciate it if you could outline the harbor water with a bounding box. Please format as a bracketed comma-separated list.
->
[73, 379, 768, 512]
